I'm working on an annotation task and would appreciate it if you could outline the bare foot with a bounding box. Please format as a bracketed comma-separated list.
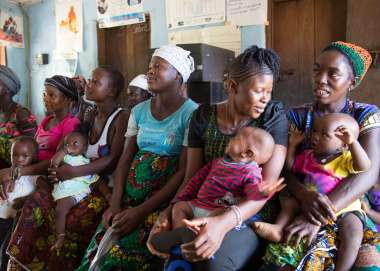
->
[51, 234, 65, 250]
[253, 222, 283, 243]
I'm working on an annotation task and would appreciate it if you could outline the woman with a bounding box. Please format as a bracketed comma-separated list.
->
[0, 65, 37, 270]
[0, 75, 79, 271]
[126, 74, 152, 110]
[262, 42, 380, 270]
[148, 45, 289, 270]
[6, 68, 129, 271]
[0, 65, 37, 167]
[76, 45, 198, 271]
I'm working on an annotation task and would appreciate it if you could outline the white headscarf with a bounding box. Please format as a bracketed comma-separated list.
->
[129, 74, 151, 94]
[152, 45, 195, 82]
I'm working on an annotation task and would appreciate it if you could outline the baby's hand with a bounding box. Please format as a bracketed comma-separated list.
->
[288, 130, 304, 146]
[361, 199, 371, 213]
[258, 177, 286, 198]
[334, 125, 355, 145]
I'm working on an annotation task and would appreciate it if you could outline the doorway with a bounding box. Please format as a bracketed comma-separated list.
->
[97, 15, 151, 105]
[266, 0, 347, 109]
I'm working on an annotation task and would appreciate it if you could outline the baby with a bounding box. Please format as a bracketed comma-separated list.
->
[50, 131, 99, 250]
[254, 113, 370, 271]
[151, 126, 277, 254]
[0, 136, 40, 219]
[361, 185, 380, 232]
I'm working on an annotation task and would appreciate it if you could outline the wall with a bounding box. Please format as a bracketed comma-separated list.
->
[25, 0, 265, 120]
[347, 0, 380, 105]
[26, 0, 98, 120]
[0, 1, 29, 107]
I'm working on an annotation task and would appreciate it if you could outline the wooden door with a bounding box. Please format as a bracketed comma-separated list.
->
[267, 0, 347, 109]
[97, 15, 151, 105]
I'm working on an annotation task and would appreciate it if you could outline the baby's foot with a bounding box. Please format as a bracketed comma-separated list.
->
[253, 222, 283, 243]
[150, 227, 197, 254]
[51, 234, 65, 251]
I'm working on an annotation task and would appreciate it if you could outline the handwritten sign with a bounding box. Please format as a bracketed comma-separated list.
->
[227, 0, 267, 26]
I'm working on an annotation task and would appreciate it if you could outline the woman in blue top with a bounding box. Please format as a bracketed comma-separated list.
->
[77, 45, 198, 271]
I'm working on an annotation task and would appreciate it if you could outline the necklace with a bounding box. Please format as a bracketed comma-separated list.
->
[317, 151, 342, 164]
[224, 103, 252, 134]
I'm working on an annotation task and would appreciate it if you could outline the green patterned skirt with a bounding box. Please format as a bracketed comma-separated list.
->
[263, 212, 380, 270]
[77, 150, 178, 271]
[0, 136, 13, 164]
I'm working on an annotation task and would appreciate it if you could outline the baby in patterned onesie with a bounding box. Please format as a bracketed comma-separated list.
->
[50, 131, 99, 250]
[255, 113, 371, 271]
[151, 126, 277, 253]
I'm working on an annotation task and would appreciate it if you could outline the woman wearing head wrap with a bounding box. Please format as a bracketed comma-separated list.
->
[76, 45, 198, 271]
[126, 74, 152, 110]
[0, 75, 80, 270]
[0, 65, 37, 271]
[262, 42, 380, 270]
[34, 75, 81, 161]
[0, 75, 80, 192]
[0, 65, 37, 167]
[6, 67, 130, 270]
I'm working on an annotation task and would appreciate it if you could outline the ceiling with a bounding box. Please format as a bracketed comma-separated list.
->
[6, 0, 43, 6]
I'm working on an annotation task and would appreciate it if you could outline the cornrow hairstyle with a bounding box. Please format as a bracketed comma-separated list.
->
[99, 66, 125, 98]
[227, 45, 280, 83]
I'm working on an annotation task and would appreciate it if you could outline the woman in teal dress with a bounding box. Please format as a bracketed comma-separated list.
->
[77, 45, 198, 271]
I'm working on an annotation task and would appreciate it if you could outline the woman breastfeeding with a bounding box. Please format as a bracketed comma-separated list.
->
[77, 45, 198, 271]
[7, 67, 129, 271]
[148, 45, 289, 270]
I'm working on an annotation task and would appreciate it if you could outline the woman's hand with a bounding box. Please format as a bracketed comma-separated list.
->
[48, 164, 76, 182]
[181, 216, 228, 262]
[102, 205, 121, 229]
[299, 189, 336, 225]
[283, 214, 321, 247]
[146, 207, 172, 258]
[112, 206, 147, 235]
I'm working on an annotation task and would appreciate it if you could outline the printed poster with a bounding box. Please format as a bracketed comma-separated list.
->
[166, 0, 225, 29]
[0, 10, 24, 48]
[97, 0, 145, 28]
[227, 0, 267, 26]
[51, 50, 78, 77]
[55, 0, 83, 52]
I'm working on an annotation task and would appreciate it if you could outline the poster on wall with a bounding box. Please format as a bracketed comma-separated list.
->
[97, 0, 145, 28]
[55, 0, 83, 52]
[166, 0, 225, 29]
[227, 0, 267, 26]
[51, 50, 78, 77]
[0, 10, 24, 48]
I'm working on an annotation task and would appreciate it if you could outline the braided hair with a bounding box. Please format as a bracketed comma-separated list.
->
[227, 45, 280, 83]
